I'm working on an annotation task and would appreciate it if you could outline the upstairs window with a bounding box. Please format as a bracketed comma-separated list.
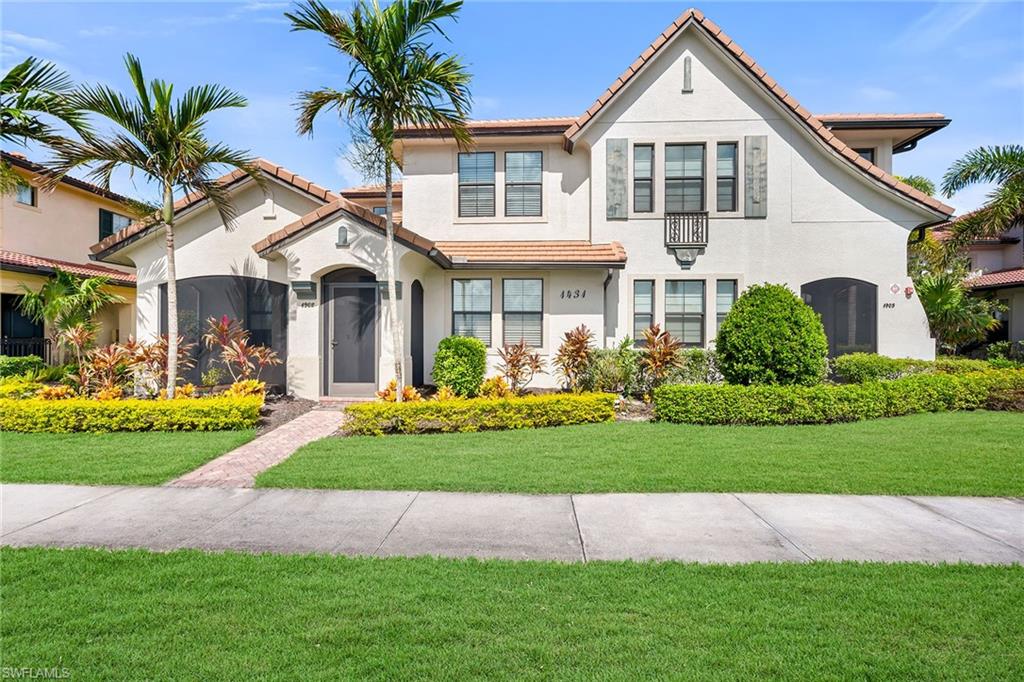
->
[98, 208, 131, 240]
[505, 151, 542, 217]
[458, 152, 495, 217]
[452, 278, 492, 346]
[716, 143, 738, 212]
[15, 183, 37, 207]
[633, 144, 653, 213]
[666, 280, 705, 347]
[503, 278, 543, 347]
[665, 144, 704, 212]
[855, 148, 875, 164]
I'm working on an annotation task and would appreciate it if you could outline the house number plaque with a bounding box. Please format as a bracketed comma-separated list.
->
[560, 289, 587, 300]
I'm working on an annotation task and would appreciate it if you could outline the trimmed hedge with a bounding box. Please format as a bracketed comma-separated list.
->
[432, 336, 487, 397]
[653, 370, 1024, 426]
[0, 355, 45, 378]
[345, 392, 617, 435]
[0, 396, 263, 433]
[834, 353, 995, 383]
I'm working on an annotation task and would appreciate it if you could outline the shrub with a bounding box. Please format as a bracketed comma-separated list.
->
[0, 355, 45, 378]
[377, 379, 423, 402]
[432, 385, 461, 402]
[0, 380, 44, 400]
[37, 385, 75, 400]
[479, 375, 513, 399]
[223, 379, 266, 398]
[639, 324, 683, 392]
[345, 392, 617, 435]
[553, 325, 594, 392]
[497, 342, 545, 394]
[653, 369, 1024, 426]
[581, 339, 641, 396]
[158, 383, 197, 400]
[833, 353, 932, 383]
[432, 336, 486, 397]
[201, 366, 226, 386]
[933, 357, 990, 374]
[666, 348, 722, 385]
[0, 395, 263, 432]
[716, 283, 828, 386]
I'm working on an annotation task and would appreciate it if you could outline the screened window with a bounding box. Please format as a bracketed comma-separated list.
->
[800, 278, 877, 356]
[452, 278, 491, 345]
[15, 183, 36, 207]
[504, 151, 542, 217]
[458, 152, 495, 217]
[665, 144, 704, 212]
[633, 280, 654, 344]
[99, 208, 131, 240]
[855, 148, 875, 163]
[716, 143, 738, 212]
[633, 144, 653, 213]
[716, 279, 737, 329]
[503, 279, 543, 347]
[666, 280, 705, 347]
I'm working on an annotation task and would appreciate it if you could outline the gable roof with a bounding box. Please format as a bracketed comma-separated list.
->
[561, 8, 953, 217]
[340, 182, 403, 199]
[3, 151, 132, 205]
[1, 249, 136, 287]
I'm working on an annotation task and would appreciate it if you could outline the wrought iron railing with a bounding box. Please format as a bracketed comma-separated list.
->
[1, 337, 52, 363]
[664, 212, 709, 248]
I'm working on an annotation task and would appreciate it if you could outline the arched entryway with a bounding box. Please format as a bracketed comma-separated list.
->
[321, 267, 378, 396]
[411, 280, 424, 386]
[801, 278, 878, 356]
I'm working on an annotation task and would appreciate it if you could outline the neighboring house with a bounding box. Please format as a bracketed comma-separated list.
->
[0, 151, 136, 361]
[91, 8, 953, 398]
[934, 217, 1024, 343]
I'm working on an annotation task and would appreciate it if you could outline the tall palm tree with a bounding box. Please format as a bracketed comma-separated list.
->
[941, 145, 1024, 246]
[47, 54, 262, 396]
[0, 57, 89, 192]
[286, 0, 472, 398]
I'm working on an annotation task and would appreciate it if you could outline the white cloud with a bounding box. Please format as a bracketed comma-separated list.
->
[895, 2, 989, 53]
[1, 30, 63, 54]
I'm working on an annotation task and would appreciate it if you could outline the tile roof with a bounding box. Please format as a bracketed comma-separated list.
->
[340, 182, 403, 198]
[395, 117, 576, 139]
[434, 240, 627, 267]
[560, 8, 954, 217]
[91, 159, 340, 257]
[931, 211, 1021, 244]
[2, 151, 132, 204]
[815, 113, 948, 123]
[1, 250, 136, 286]
[966, 267, 1024, 290]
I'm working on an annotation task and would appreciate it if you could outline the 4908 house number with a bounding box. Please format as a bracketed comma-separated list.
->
[560, 289, 587, 300]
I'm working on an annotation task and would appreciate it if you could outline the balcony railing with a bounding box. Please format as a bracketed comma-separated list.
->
[1, 337, 52, 363]
[664, 212, 709, 248]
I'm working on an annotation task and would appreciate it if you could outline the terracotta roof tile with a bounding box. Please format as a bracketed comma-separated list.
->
[2, 151, 133, 204]
[433, 240, 627, 266]
[395, 117, 575, 139]
[340, 182, 403, 198]
[1, 250, 135, 286]
[966, 267, 1024, 289]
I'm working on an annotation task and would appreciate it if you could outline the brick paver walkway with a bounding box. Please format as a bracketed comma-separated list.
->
[167, 410, 343, 488]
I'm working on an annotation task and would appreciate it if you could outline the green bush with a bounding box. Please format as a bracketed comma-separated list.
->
[0, 355, 45, 378]
[933, 357, 991, 374]
[666, 348, 722, 385]
[833, 353, 932, 383]
[0, 396, 263, 433]
[345, 392, 617, 435]
[0, 380, 44, 400]
[715, 283, 828, 386]
[653, 369, 1024, 426]
[581, 340, 641, 396]
[432, 336, 487, 396]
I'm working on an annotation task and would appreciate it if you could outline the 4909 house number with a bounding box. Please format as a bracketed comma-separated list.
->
[560, 289, 587, 300]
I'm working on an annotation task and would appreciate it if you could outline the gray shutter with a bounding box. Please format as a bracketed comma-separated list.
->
[744, 135, 767, 218]
[606, 138, 628, 220]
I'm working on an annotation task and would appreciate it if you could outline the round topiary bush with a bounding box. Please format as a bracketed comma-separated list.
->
[715, 283, 828, 386]
[432, 336, 487, 396]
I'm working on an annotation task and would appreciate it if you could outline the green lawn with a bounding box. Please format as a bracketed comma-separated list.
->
[2, 548, 1020, 680]
[0, 431, 255, 485]
[257, 411, 1024, 496]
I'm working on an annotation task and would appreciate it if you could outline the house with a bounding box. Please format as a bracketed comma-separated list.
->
[90, 8, 954, 398]
[1, 151, 137, 361]
[934, 217, 1024, 343]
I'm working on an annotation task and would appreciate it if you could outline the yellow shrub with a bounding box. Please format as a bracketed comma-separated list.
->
[0, 380, 44, 400]
[158, 383, 197, 400]
[479, 376, 512, 399]
[376, 379, 423, 402]
[37, 385, 75, 401]
[432, 385, 462, 402]
[94, 386, 125, 401]
[224, 380, 266, 399]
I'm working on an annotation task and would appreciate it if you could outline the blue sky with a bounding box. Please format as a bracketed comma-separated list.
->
[3, 1, 1022, 213]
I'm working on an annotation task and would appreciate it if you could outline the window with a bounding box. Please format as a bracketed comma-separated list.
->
[372, 206, 387, 216]
[632, 280, 654, 343]
[15, 183, 36, 207]
[458, 152, 495, 217]
[854, 148, 875, 163]
[99, 208, 131, 240]
[716, 143, 738, 212]
[633, 144, 654, 213]
[666, 280, 705, 347]
[716, 279, 737, 329]
[504, 151, 542, 217]
[452, 278, 491, 345]
[503, 278, 543, 346]
[665, 144, 704, 212]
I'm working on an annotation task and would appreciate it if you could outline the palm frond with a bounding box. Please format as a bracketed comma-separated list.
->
[941, 145, 1024, 197]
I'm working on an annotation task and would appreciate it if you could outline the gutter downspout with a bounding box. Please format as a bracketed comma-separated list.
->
[602, 267, 614, 349]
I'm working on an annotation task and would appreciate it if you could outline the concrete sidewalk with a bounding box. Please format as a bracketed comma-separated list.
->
[2, 484, 1021, 564]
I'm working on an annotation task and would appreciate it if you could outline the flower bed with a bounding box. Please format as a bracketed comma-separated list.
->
[345, 392, 617, 435]
[653, 370, 1024, 426]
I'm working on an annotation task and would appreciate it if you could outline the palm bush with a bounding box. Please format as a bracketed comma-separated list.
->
[916, 271, 1003, 352]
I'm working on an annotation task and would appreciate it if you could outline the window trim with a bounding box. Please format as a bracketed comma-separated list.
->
[501, 277, 544, 347]
[451, 277, 493, 346]
[632, 279, 655, 346]
[633, 143, 654, 213]
[503, 151, 543, 218]
[665, 279, 706, 348]
[98, 208, 132, 241]
[715, 142, 738, 213]
[15, 183, 37, 207]
[664, 142, 706, 213]
[457, 151, 496, 218]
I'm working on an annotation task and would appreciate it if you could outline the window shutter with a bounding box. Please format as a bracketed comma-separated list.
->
[606, 138, 628, 219]
[744, 135, 767, 218]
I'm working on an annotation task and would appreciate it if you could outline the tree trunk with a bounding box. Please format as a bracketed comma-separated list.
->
[383, 162, 403, 401]
[163, 184, 178, 399]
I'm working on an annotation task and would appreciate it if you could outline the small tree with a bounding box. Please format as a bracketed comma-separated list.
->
[716, 283, 828, 386]
[553, 325, 594, 392]
[916, 271, 1003, 353]
[639, 324, 683, 392]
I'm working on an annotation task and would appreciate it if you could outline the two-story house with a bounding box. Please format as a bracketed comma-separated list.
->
[1, 151, 136, 361]
[90, 8, 954, 398]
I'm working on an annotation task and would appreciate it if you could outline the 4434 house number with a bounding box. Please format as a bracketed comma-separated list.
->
[560, 289, 587, 300]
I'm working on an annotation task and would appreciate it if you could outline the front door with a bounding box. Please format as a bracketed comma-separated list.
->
[327, 283, 377, 396]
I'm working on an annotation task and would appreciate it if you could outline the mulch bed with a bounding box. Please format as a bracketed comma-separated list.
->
[257, 395, 317, 434]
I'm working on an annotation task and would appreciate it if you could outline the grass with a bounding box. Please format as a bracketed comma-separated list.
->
[257, 411, 1024, 496]
[2, 547, 1021, 680]
[0, 431, 255, 485]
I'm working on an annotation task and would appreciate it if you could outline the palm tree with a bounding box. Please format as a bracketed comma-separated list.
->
[286, 0, 472, 398]
[916, 271, 1003, 353]
[941, 145, 1024, 246]
[895, 174, 935, 196]
[0, 57, 89, 193]
[18, 268, 123, 362]
[46, 54, 262, 397]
